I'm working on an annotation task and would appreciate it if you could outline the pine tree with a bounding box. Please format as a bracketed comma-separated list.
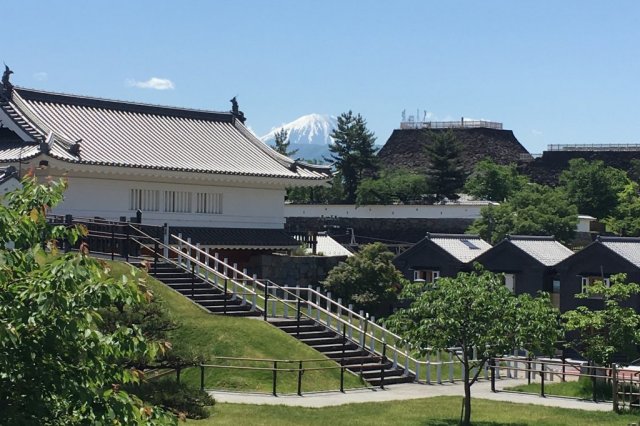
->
[327, 111, 378, 203]
[424, 130, 465, 202]
[272, 128, 298, 157]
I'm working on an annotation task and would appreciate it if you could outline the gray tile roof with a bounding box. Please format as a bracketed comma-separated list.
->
[507, 235, 574, 266]
[599, 236, 640, 267]
[0, 88, 331, 181]
[428, 233, 492, 263]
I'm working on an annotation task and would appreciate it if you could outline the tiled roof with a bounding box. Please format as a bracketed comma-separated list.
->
[0, 87, 331, 181]
[0, 165, 18, 185]
[170, 227, 299, 250]
[307, 234, 353, 257]
[599, 236, 640, 267]
[427, 233, 492, 263]
[506, 235, 573, 266]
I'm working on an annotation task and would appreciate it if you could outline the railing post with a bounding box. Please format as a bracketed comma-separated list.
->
[186, 238, 192, 269]
[110, 223, 115, 260]
[272, 361, 278, 397]
[561, 354, 566, 382]
[240, 268, 249, 306]
[527, 356, 532, 385]
[124, 224, 130, 262]
[177, 233, 183, 265]
[153, 239, 159, 277]
[326, 292, 332, 329]
[296, 298, 301, 338]
[307, 285, 313, 316]
[540, 362, 545, 397]
[361, 317, 368, 351]
[196, 243, 202, 275]
[163, 223, 169, 258]
[252, 274, 258, 310]
[612, 364, 619, 413]
[348, 304, 353, 339]
[263, 282, 269, 321]
[191, 263, 196, 298]
[380, 343, 387, 390]
[297, 361, 303, 396]
[224, 279, 228, 315]
[490, 358, 496, 392]
[592, 362, 597, 402]
[200, 364, 205, 391]
[369, 316, 376, 353]
[340, 365, 345, 393]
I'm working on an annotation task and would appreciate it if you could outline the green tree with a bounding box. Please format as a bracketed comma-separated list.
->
[388, 267, 560, 426]
[272, 127, 298, 157]
[287, 173, 345, 204]
[424, 130, 466, 202]
[0, 176, 175, 425]
[322, 242, 409, 314]
[562, 274, 640, 366]
[327, 111, 378, 203]
[559, 158, 629, 219]
[356, 169, 427, 205]
[468, 183, 578, 244]
[604, 182, 640, 236]
[464, 159, 528, 202]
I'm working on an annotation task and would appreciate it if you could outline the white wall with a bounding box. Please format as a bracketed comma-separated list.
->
[50, 176, 286, 228]
[285, 203, 490, 220]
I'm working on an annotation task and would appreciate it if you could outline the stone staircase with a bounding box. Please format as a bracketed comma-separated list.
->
[141, 262, 259, 317]
[270, 318, 415, 386]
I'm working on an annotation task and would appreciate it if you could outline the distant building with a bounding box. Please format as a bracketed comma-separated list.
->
[474, 235, 574, 308]
[555, 236, 640, 313]
[393, 233, 491, 282]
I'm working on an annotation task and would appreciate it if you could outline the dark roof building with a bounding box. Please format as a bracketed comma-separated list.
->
[555, 236, 640, 313]
[474, 236, 573, 306]
[393, 233, 491, 282]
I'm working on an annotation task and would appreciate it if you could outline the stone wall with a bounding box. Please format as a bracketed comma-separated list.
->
[520, 150, 640, 186]
[248, 253, 346, 288]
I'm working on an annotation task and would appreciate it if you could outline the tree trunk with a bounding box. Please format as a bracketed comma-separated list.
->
[463, 378, 472, 426]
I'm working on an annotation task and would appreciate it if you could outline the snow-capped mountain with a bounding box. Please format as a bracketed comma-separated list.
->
[260, 114, 337, 146]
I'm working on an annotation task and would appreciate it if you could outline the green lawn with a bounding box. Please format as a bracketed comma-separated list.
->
[505, 377, 613, 400]
[106, 261, 365, 394]
[187, 396, 636, 426]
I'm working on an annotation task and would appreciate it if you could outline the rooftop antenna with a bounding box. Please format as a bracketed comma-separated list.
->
[401, 109, 406, 122]
[423, 110, 427, 121]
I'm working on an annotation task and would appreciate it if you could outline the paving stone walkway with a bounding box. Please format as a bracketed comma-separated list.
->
[208, 378, 613, 411]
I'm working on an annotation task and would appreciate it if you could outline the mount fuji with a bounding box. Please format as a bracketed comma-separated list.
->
[260, 114, 337, 162]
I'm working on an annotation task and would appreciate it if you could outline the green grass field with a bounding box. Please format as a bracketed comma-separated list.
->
[506, 377, 613, 400]
[187, 396, 637, 426]
[106, 261, 365, 394]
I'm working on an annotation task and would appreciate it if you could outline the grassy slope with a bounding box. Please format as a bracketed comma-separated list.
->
[189, 396, 634, 426]
[107, 261, 364, 394]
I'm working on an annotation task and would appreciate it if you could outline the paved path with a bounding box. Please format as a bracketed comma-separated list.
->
[208, 379, 613, 411]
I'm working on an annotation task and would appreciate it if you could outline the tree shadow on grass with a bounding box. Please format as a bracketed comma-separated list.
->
[420, 420, 527, 426]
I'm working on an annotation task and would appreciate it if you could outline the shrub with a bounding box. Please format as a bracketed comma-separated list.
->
[126, 379, 215, 420]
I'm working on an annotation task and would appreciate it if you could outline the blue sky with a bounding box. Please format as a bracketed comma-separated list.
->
[3, 1, 639, 153]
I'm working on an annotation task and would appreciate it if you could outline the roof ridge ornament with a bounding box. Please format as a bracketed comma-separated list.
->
[1, 64, 14, 99]
[229, 96, 246, 124]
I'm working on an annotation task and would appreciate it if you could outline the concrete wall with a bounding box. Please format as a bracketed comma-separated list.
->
[47, 175, 286, 228]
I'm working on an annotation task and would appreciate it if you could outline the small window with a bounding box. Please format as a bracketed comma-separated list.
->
[196, 192, 223, 214]
[581, 276, 610, 295]
[164, 191, 192, 213]
[460, 239, 480, 249]
[413, 270, 440, 283]
[504, 274, 516, 293]
[129, 189, 160, 212]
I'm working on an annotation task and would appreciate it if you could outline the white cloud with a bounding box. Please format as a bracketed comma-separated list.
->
[33, 72, 48, 81]
[531, 129, 543, 136]
[126, 77, 175, 90]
